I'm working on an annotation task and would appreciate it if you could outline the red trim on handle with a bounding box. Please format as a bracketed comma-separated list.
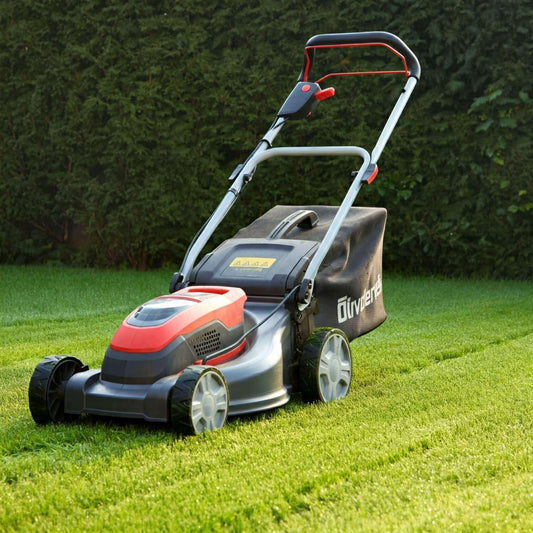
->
[315, 70, 406, 84]
[366, 164, 379, 184]
[302, 42, 409, 83]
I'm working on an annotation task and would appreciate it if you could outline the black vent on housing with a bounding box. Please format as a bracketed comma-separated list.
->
[191, 328, 222, 358]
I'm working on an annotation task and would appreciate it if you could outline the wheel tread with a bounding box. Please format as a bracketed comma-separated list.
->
[168, 366, 228, 436]
[28, 355, 86, 424]
[300, 328, 352, 404]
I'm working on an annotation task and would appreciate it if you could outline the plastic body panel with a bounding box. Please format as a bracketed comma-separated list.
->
[218, 298, 293, 415]
[110, 286, 247, 353]
[234, 205, 387, 340]
[101, 320, 244, 385]
[64, 299, 294, 420]
[95, 285, 247, 386]
[190, 238, 319, 297]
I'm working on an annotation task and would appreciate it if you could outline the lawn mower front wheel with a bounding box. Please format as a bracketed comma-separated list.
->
[300, 327, 352, 403]
[169, 366, 229, 435]
[28, 355, 88, 424]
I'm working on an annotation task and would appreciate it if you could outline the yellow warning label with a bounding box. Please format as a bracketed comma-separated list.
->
[229, 257, 277, 269]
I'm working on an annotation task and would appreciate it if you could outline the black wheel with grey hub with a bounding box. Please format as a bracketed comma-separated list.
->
[169, 366, 229, 435]
[28, 355, 87, 424]
[299, 327, 352, 403]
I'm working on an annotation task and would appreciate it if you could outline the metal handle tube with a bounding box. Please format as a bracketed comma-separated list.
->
[249, 145, 370, 165]
[297, 149, 370, 307]
[224, 144, 372, 308]
[371, 76, 418, 164]
[178, 189, 238, 284]
[178, 145, 369, 286]
[178, 118, 288, 285]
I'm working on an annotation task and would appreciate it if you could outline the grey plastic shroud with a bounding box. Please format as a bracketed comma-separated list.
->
[64, 301, 294, 419]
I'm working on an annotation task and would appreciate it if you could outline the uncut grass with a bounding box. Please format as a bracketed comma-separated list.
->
[1, 267, 532, 531]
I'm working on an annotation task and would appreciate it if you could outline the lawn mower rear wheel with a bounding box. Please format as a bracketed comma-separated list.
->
[299, 328, 352, 403]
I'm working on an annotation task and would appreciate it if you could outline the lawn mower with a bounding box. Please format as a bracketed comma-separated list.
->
[29, 32, 420, 435]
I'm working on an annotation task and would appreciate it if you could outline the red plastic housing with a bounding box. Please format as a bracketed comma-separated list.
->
[110, 286, 247, 353]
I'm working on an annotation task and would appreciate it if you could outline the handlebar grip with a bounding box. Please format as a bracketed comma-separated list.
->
[299, 31, 421, 81]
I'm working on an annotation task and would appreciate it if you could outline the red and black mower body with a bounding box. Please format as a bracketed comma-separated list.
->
[29, 32, 420, 435]
[102, 286, 247, 385]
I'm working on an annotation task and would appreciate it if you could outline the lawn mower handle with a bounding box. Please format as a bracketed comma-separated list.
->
[172, 32, 420, 303]
[299, 31, 421, 81]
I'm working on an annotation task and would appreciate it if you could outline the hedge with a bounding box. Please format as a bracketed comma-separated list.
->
[1, 0, 531, 277]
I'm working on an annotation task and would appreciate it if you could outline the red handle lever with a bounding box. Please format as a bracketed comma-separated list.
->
[314, 87, 335, 101]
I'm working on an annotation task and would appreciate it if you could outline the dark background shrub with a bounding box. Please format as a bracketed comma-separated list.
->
[1, 0, 531, 277]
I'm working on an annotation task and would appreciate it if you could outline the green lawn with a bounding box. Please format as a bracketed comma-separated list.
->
[1, 266, 532, 532]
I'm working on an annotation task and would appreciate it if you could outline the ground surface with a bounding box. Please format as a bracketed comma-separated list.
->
[1, 266, 532, 532]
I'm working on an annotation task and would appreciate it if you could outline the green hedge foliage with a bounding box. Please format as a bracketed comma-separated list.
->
[1, 0, 531, 277]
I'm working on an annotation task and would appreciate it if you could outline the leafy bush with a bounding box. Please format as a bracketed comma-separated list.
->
[0, 0, 531, 277]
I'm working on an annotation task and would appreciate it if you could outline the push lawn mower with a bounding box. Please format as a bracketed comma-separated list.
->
[29, 32, 420, 435]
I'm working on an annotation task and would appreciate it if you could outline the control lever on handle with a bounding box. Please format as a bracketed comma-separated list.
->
[277, 82, 335, 120]
[315, 87, 335, 101]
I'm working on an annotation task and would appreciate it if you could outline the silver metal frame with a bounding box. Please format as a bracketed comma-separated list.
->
[176, 74, 419, 308]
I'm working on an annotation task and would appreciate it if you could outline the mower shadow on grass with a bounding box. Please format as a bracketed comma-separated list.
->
[9, 390, 342, 457]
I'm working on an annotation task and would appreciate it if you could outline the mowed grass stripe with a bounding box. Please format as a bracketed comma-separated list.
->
[2, 333, 531, 532]
[0, 267, 532, 532]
